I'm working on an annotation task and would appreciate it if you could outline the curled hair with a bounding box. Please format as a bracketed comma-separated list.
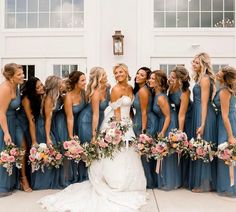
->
[41, 75, 62, 112]
[21, 77, 42, 121]
[2, 63, 23, 80]
[193, 52, 215, 84]
[86, 67, 107, 102]
[66, 70, 85, 91]
[171, 66, 190, 92]
[152, 70, 169, 93]
[221, 66, 236, 94]
[113, 63, 131, 81]
[133, 67, 152, 94]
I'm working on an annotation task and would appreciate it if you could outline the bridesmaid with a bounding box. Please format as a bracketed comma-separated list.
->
[57, 71, 86, 186]
[42, 75, 64, 189]
[168, 66, 192, 187]
[149, 70, 180, 190]
[0, 63, 24, 197]
[214, 66, 236, 196]
[132, 67, 157, 188]
[78, 67, 110, 181]
[189, 52, 217, 192]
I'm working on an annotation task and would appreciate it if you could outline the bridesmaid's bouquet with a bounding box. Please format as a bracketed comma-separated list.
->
[0, 143, 25, 175]
[216, 142, 236, 166]
[82, 143, 99, 167]
[150, 137, 169, 160]
[168, 129, 189, 155]
[29, 143, 63, 172]
[188, 138, 216, 163]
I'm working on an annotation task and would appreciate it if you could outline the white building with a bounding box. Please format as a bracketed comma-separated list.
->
[0, 0, 235, 84]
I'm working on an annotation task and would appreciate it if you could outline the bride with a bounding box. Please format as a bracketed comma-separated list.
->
[38, 63, 147, 212]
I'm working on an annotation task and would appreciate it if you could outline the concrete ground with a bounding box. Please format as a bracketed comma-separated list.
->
[0, 188, 235, 212]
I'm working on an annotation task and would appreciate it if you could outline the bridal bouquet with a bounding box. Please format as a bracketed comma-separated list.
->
[188, 138, 216, 163]
[96, 117, 131, 159]
[168, 129, 189, 155]
[0, 143, 25, 176]
[133, 133, 153, 159]
[63, 136, 84, 163]
[29, 143, 63, 172]
[216, 142, 236, 166]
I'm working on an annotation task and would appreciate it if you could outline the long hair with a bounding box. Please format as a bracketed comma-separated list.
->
[171, 66, 190, 92]
[86, 67, 106, 102]
[221, 66, 236, 94]
[66, 70, 85, 91]
[21, 77, 42, 121]
[133, 67, 152, 95]
[152, 70, 169, 93]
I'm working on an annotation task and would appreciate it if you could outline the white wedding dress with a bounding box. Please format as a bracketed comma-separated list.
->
[38, 96, 147, 212]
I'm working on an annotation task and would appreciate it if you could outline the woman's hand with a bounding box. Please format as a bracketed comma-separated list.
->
[4, 133, 12, 145]
[228, 136, 236, 144]
[46, 139, 53, 147]
[158, 131, 164, 138]
[196, 125, 204, 138]
[91, 136, 97, 145]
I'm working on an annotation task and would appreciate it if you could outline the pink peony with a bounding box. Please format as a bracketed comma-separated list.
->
[8, 156, 15, 162]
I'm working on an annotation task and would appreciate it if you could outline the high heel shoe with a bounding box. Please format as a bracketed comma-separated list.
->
[20, 176, 32, 192]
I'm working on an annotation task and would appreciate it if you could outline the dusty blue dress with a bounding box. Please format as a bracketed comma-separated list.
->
[0, 89, 21, 193]
[189, 80, 217, 191]
[133, 87, 157, 188]
[77, 87, 110, 181]
[214, 87, 236, 196]
[153, 93, 181, 190]
[169, 90, 192, 187]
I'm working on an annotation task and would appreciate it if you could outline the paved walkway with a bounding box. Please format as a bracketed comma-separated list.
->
[0, 188, 235, 212]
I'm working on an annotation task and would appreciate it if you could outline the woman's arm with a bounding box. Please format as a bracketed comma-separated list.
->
[110, 86, 122, 121]
[178, 90, 190, 131]
[138, 87, 149, 133]
[44, 96, 54, 145]
[64, 93, 74, 139]
[0, 86, 12, 144]
[220, 89, 236, 144]
[91, 89, 100, 140]
[197, 76, 210, 137]
[22, 97, 37, 145]
[158, 95, 171, 137]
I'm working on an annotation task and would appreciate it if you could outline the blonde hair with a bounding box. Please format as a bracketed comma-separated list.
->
[113, 63, 131, 81]
[2, 63, 23, 80]
[86, 67, 107, 102]
[221, 66, 236, 94]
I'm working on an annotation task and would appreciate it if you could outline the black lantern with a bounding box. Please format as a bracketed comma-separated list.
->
[112, 30, 124, 55]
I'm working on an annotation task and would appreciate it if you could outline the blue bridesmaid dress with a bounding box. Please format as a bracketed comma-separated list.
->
[0, 89, 21, 194]
[153, 93, 181, 190]
[133, 86, 157, 188]
[169, 90, 192, 187]
[214, 87, 236, 196]
[77, 87, 110, 181]
[189, 80, 217, 191]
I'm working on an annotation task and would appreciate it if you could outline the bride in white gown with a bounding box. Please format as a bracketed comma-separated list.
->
[38, 64, 147, 212]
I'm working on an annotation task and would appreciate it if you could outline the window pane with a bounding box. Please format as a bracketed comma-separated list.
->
[166, 0, 176, 11]
[177, 12, 188, 27]
[166, 12, 176, 27]
[62, 65, 70, 77]
[39, 13, 49, 28]
[212, 65, 220, 72]
[28, 0, 38, 12]
[154, 0, 164, 11]
[160, 64, 167, 73]
[168, 64, 176, 72]
[62, 13, 72, 27]
[154, 12, 164, 27]
[213, 0, 223, 11]
[74, 0, 84, 12]
[224, 12, 235, 27]
[178, 0, 188, 11]
[189, 0, 199, 11]
[6, 0, 15, 12]
[51, 13, 61, 27]
[39, 0, 49, 12]
[16, 0, 26, 12]
[16, 13, 26, 28]
[213, 12, 223, 27]
[70, 65, 78, 72]
[28, 65, 35, 79]
[5, 13, 15, 28]
[53, 65, 61, 76]
[62, 0, 72, 12]
[225, 0, 235, 11]
[51, 0, 61, 12]
[28, 13, 38, 28]
[201, 0, 211, 11]
[201, 12, 211, 27]
[73, 13, 83, 27]
[189, 12, 199, 27]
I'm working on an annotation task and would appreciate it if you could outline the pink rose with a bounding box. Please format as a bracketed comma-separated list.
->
[10, 148, 17, 156]
[98, 141, 108, 148]
[30, 147, 37, 155]
[63, 142, 69, 149]
[104, 135, 112, 143]
[55, 153, 62, 160]
[183, 140, 189, 147]
[1, 155, 8, 162]
[8, 156, 15, 162]
[196, 147, 206, 156]
[151, 147, 158, 154]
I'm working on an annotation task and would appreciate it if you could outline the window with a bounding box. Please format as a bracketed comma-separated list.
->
[5, 0, 84, 28]
[212, 64, 228, 72]
[159, 64, 185, 75]
[53, 64, 78, 78]
[154, 0, 235, 28]
[22, 65, 35, 80]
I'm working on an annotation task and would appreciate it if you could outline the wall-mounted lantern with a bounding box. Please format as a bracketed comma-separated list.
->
[112, 30, 124, 55]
